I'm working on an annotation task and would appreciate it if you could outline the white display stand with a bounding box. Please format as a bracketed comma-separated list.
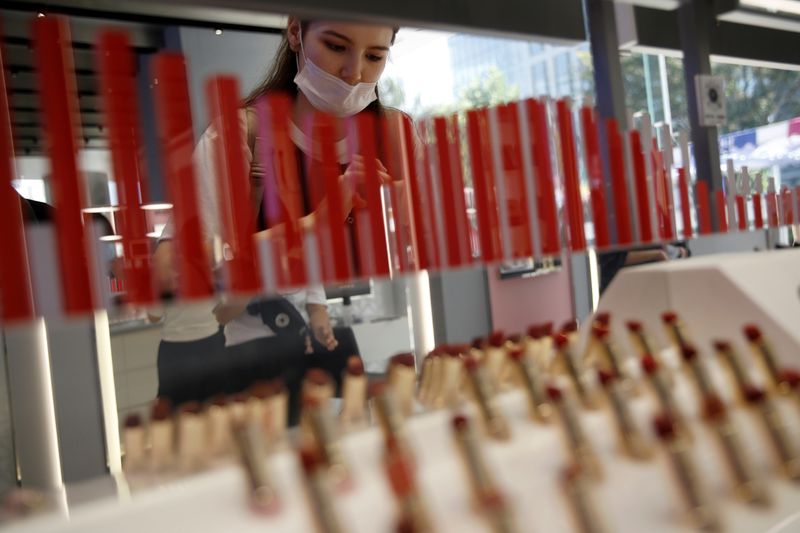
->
[597, 248, 800, 367]
[5, 375, 800, 533]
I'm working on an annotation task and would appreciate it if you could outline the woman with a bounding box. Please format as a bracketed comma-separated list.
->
[158, 18, 410, 421]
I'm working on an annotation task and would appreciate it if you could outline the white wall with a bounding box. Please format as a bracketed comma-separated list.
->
[178, 27, 283, 140]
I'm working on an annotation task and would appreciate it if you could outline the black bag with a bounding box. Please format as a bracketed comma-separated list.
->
[246, 296, 308, 337]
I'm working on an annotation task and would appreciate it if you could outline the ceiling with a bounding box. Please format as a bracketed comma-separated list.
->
[2, 9, 164, 155]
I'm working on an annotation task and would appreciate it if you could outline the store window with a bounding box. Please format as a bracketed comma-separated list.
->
[380, 29, 594, 117]
[621, 52, 800, 189]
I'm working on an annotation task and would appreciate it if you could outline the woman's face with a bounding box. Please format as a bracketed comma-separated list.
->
[287, 19, 394, 86]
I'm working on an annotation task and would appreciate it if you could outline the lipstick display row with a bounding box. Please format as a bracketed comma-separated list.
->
[6, 16, 800, 326]
[117, 314, 800, 533]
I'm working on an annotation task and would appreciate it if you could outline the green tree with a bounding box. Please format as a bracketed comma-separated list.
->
[378, 76, 406, 109]
[612, 52, 800, 135]
[457, 67, 520, 110]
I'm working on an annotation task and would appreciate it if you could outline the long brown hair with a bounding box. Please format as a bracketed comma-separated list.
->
[243, 20, 399, 113]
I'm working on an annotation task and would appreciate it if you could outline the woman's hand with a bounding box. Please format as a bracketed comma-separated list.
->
[339, 155, 392, 219]
[307, 303, 337, 352]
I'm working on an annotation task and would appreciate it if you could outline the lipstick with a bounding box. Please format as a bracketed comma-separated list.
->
[122, 414, 146, 472]
[743, 325, 783, 393]
[680, 344, 715, 398]
[484, 331, 508, 389]
[701, 394, 770, 506]
[661, 311, 690, 350]
[389, 353, 418, 417]
[149, 397, 174, 471]
[384, 438, 432, 533]
[420, 349, 444, 407]
[641, 355, 691, 440]
[250, 379, 288, 444]
[554, 333, 594, 408]
[464, 356, 511, 440]
[548, 385, 601, 480]
[591, 325, 621, 376]
[597, 370, 651, 460]
[417, 352, 435, 406]
[232, 419, 280, 514]
[743, 386, 800, 480]
[451, 415, 516, 533]
[624, 320, 650, 354]
[627, 321, 673, 387]
[778, 369, 800, 406]
[177, 401, 206, 472]
[303, 369, 336, 411]
[527, 322, 555, 368]
[372, 381, 408, 452]
[302, 395, 351, 489]
[298, 446, 343, 533]
[340, 356, 368, 430]
[206, 395, 233, 458]
[653, 413, 720, 531]
[508, 347, 552, 422]
[439, 345, 466, 409]
[581, 313, 607, 368]
[561, 465, 608, 533]
[712, 340, 752, 403]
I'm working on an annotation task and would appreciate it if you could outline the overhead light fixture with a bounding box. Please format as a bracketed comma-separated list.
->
[82, 206, 120, 214]
[214, 28, 223, 36]
[740, 0, 800, 16]
[141, 202, 173, 211]
[37, 12, 45, 18]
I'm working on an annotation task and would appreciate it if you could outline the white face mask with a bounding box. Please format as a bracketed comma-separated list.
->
[293, 29, 378, 117]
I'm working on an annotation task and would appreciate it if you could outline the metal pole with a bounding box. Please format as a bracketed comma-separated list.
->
[677, 0, 724, 230]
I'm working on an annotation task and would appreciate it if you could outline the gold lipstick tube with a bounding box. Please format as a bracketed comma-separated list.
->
[303, 369, 335, 411]
[579, 313, 608, 368]
[228, 392, 249, 425]
[464, 357, 511, 440]
[561, 465, 608, 533]
[661, 311, 690, 350]
[451, 415, 516, 533]
[641, 355, 691, 440]
[232, 420, 280, 513]
[384, 439, 433, 533]
[373, 382, 408, 452]
[439, 347, 466, 409]
[484, 331, 508, 390]
[303, 396, 351, 488]
[744, 386, 800, 480]
[680, 344, 715, 398]
[249, 380, 287, 443]
[702, 394, 770, 506]
[122, 414, 146, 472]
[417, 353, 435, 405]
[206, 395, 233, 458]
[624, 320, 652, 356]
[340, 356, 368, 430]
[298, 446, 344, 533]
[389, 353, 418, 417]
[712, 340, 752, 404]
[149, 397, 174, 471]
[591, 326, 624, 379]
[508, 347, 552, 422]
[548, 385, 602, 480]
[627, 320, 673, 386]
[177, 401, 206, 472]
[597, 370, 651, 460]
[554, 333, 595, 408]
[743, 325, 783, 393]
[653, 414, 720, 531]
